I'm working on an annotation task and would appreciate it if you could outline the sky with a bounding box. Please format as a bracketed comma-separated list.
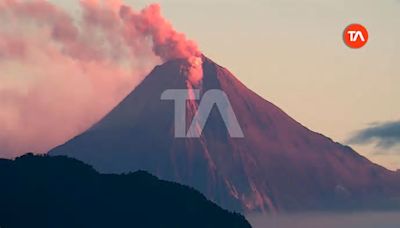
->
[1, 0, 399, 170]
[119, 0, 399, 170]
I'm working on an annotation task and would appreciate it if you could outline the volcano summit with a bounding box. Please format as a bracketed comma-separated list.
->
[50, 56, 400, 213]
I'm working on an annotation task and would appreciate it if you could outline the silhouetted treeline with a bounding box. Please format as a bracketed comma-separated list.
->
[0, 154, 251, 228]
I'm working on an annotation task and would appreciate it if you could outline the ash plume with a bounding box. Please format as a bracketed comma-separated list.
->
[0, 0, 202, 157]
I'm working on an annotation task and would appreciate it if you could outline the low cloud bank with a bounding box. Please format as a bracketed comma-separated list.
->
[248, 211, 400, 228]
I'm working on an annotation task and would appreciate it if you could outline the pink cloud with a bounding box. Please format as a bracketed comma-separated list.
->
[0, 0, 202, 158]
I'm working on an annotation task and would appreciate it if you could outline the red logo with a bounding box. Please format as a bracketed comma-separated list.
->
[343, 24, 369, 49]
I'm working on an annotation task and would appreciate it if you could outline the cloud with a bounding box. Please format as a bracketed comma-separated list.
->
[0, 0, 201, 158]
[248, 212, 400, 228]
[347, 120, 400, 149]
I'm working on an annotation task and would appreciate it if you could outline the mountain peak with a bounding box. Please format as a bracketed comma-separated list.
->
[149, 54, 236, 88]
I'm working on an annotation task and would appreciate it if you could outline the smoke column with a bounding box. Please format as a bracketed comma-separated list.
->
[0, 0, 202, 158]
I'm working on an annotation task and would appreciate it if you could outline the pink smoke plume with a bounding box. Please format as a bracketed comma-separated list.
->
[0, 0, 202, 158]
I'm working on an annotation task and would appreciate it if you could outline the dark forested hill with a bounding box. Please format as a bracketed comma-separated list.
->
[0, 154, 251, 228]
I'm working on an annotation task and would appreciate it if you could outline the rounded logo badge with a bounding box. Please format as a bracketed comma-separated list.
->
[343, 24, 369, 49]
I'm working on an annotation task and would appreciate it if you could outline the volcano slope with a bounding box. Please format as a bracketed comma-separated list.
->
[50, 56, 400, 213]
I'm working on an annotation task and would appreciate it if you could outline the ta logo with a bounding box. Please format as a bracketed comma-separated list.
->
[343, 24, 369, 49]
[161, 89, 244, 138]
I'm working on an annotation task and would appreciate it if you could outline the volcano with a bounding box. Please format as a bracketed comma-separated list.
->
[50, 56, 400, 213]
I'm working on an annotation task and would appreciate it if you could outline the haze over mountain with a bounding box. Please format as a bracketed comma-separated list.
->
[50, 55, 400, 213]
